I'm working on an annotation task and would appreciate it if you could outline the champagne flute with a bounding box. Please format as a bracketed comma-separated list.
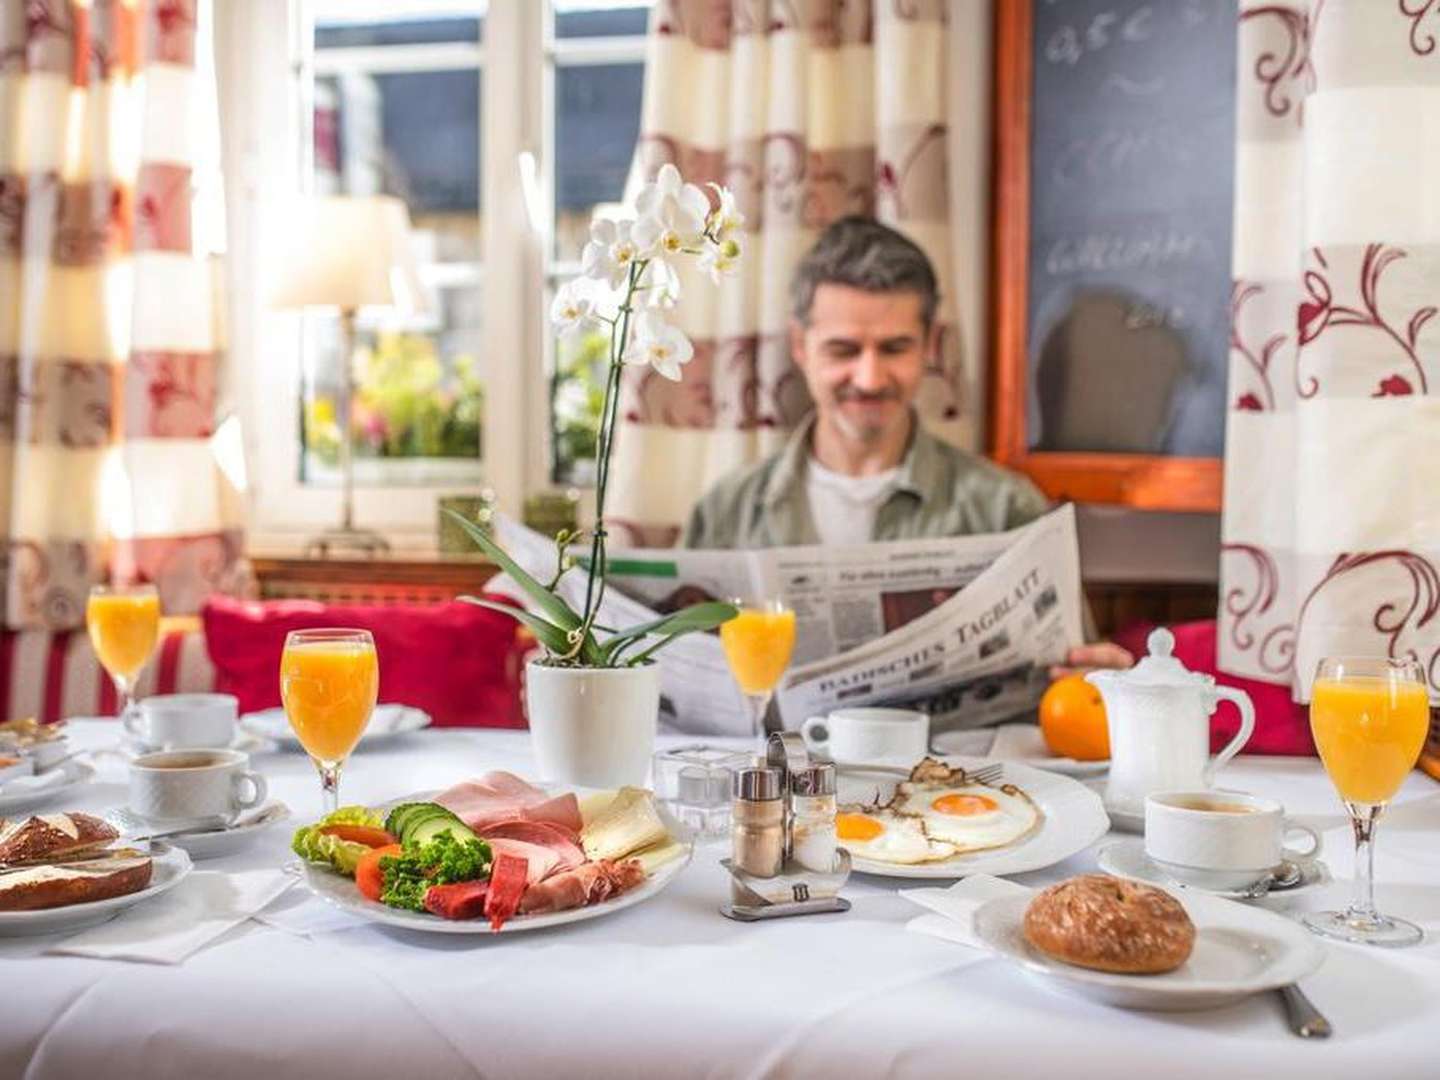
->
[719, 598, 797, 739]
[280, 628, 378, 814]
[1305, 655, 1430, 947]
[86, 584, 160, 725]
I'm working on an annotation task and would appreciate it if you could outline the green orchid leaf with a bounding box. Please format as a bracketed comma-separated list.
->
[442, 508, 583, 632]
[600, 601, 739, 664]
[458, 596, 577, 657]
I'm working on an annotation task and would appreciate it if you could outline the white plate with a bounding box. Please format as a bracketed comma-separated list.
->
[0, 761, 96, 815]
[108, 803, 294, 861]
[240, 705, 432, 751]
[931, 725, 1109, 778]
[971, 890, 1325, 1011]
[837, 757, 1111, 879]
[122, 730, 269, 756]
[1096, 838, 1330, 900]
[0, 842, 193, 938]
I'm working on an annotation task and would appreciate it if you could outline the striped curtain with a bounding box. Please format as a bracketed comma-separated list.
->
[607, 0, 964, 546]
[1220, 0, 1440, 699]
[0, 0, 240, 630]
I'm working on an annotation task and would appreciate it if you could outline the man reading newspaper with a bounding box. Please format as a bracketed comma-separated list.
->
[681, 217, 1129, 679]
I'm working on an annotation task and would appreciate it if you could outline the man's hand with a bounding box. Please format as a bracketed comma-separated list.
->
[1048, 642, 1134, 682]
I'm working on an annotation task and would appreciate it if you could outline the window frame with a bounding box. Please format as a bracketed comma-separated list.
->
[216, 0, 648, 550]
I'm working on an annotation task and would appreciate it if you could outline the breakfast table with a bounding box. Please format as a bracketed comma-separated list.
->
[3, 720, 1438, 1080]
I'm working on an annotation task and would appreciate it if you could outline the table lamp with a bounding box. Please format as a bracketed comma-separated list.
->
[270, 195, 428, 556]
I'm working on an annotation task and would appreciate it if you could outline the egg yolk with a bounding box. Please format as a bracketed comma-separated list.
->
[836, 813, 885, 842]
[932, 793, 998, 816]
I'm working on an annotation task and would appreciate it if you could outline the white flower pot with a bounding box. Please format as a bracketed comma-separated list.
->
[525, 660, 660, 788]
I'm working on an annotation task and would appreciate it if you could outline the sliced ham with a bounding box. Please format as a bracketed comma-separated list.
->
[517, 858, 647, 915]
[435, 774, 583, 835]
[484, 853, 529, 931]
[423, 879, 489, 920]
[481, 820, 585, 873]
[483, 838, 560, 886]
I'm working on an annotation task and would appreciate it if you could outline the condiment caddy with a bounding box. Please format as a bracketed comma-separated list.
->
[719, 733, 851, 921]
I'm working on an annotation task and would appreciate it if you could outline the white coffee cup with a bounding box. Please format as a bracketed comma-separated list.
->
[800, 707, 930, 764]
[126, 693, 238, 750]
[1144, 790, 1322, 893]
[129, 748, 268, 825]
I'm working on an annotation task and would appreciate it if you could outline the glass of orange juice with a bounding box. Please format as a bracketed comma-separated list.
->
[86, 584, 161, 723]
[719, 599, 797, 738]
[1305, 655, 1430, 947]
[280, 628, 379, 813]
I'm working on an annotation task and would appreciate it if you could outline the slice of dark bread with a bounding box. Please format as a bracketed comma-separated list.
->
[0, 852, 153, 911]
[0, 813, 119, 865]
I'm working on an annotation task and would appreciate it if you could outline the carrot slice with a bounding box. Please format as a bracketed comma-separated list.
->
[319, 824, 397, 848]
[355, 843, 404, 902]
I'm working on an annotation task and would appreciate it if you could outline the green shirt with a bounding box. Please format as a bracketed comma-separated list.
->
[682, 413, 1051, 549]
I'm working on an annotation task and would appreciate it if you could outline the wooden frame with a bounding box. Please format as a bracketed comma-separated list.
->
[987, 0, 1222, 513]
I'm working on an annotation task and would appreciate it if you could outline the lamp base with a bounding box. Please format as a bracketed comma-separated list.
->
[304, 526, 392, 558]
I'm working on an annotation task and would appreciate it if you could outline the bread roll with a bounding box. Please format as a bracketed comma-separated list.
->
[0, 813, 118, 865]
[0, 853, 153, 911]
[1022, 874, 1195, 975]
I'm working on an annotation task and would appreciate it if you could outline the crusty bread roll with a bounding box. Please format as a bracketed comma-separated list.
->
[0, 813, 118, 865]
[1022, 874, 1195, 975]
[0, 852, 153, 911]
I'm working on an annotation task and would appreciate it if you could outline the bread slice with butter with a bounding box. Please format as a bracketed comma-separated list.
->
[0, 813, 118, 866]
[0, 852, 152, 911]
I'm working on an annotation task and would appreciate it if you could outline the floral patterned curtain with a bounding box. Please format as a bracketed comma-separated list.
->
[0, 0, 240, 629]
[606, 0, 965, 546]
[1221, 0, 1440, 698]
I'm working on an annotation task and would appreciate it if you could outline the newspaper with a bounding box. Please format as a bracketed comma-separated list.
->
[487, 505, 1085, 737]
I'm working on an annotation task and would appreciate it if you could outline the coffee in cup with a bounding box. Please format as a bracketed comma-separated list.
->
[128, 748, 267, 825]
[127, 693, 238, 751]
[800, 707, 930, 764]
[1144, 790, 1321, 893]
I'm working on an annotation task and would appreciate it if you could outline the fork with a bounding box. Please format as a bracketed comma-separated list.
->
[968, 763, 1004, 786]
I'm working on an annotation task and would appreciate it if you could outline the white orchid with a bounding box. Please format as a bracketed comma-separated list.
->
[549, 280, 603, 341]
[622, 312, 694, 381]
[580, 219, 627, 289]
[640, 257, 680, 309]
[706, 182, 744, 239]
[634, 163, 709, 254]
[699, 235, 743, 284]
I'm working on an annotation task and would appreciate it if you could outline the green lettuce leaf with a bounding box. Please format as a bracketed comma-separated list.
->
[291, 805, 387, 875]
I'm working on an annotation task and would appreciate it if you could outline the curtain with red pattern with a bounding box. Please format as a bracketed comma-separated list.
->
[606, 0, 965, 546]
[0, 0, 241, 629]
[1220, 0, 1440, 699]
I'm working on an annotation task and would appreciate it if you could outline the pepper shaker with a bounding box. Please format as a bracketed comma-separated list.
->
[731, 767, 784, 901]
[790, 763, 837, 873]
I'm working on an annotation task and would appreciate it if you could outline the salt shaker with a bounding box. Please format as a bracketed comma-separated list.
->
[731, 767, 785, 899]
[790, 763, 837, 873]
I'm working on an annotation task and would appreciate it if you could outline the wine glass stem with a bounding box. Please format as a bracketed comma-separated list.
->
[115, 676, 135, 724]
[745, 691, 774, 740]
[1347, 801, 1382, 921]
[317, 760, 343, 815]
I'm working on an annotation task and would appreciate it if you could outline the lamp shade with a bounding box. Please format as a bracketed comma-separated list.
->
[269, 195, 429, 315]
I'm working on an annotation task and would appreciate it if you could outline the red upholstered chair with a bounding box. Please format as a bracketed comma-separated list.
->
[1112, 620, 1314, 757]
[201, 596, 527, 729]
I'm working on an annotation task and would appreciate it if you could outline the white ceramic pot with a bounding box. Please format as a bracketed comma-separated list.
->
[524, 660, 660, 787]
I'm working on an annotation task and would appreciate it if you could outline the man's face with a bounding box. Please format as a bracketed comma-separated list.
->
[791, 283, 934, 446]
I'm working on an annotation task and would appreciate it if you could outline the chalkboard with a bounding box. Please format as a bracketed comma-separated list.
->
[1025, 0, 1236, 458]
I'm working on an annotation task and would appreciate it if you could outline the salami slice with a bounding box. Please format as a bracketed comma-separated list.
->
[483, 852, 529, 931]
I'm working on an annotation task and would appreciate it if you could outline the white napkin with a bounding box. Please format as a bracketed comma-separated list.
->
[47, 869, 293, 965]
[901, 874, 1033, 951]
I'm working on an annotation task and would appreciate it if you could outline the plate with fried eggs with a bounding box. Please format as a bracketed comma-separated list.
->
[836, 757, 1110, 878]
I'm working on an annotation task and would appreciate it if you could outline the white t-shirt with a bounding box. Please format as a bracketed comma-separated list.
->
[805, 457, 900, 546]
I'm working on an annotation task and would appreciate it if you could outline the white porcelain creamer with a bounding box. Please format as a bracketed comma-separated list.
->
[1086, 628, 1255, 817]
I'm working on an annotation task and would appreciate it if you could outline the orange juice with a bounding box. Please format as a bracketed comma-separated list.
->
[280, 641, 379, 763]
[86, 592, 160, 682]
[1310, 676, 1429, 804]
[720, 608, 797, 694]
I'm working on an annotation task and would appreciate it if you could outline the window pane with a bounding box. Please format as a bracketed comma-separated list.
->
[554, 61, 645, 263]
[303, 5, 485, 486]
[554, 2, 649, 38]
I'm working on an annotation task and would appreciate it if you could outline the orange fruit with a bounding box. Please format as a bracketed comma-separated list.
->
[1039, 674, 1110, 761]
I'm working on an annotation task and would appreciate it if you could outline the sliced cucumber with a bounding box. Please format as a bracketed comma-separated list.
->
[384, 802, 437, 838]
[408, 809, 480, 847]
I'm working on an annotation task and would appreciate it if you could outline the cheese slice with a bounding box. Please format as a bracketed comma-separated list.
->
[581, 787, 670, 862]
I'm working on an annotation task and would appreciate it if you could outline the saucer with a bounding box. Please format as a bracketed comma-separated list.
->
[107, 803, 292, 861]
[1096, 837, 1329, 900]
[121, 729, 268, 756]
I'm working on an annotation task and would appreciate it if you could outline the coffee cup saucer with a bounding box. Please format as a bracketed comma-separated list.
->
[120, 729, 268, 757]
[108, 802, 292, 861]
[1096, 837, 1328, 901]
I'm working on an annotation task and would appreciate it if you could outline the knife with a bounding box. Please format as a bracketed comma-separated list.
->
[1277, 984, 1332, 1038]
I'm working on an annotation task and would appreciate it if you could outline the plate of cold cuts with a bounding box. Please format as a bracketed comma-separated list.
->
[296, 771, 692, 935]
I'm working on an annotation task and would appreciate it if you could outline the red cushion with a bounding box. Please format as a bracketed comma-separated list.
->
[201, 596, 526, 729]
[1112, 620, 1314, 756]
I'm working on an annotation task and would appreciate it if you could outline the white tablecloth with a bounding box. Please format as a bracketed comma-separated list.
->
[3, 720, 1439, 1079]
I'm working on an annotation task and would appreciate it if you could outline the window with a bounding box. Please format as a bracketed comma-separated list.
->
[219, 0, 652, 547]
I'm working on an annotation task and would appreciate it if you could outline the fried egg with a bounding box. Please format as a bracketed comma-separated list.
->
[835, 807, 958, 864]
[890, 779, 1041, 853]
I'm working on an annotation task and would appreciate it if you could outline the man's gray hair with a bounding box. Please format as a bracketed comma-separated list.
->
[789, 216, 940, 328]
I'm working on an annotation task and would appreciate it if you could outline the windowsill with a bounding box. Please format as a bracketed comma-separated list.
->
[302, 457, 485, 488]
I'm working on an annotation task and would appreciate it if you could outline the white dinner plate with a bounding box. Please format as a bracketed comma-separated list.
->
[837, 757, 1111, 879]
[240, 704, 432, 751]
[1096, 838, 1330, 901]
[931, 725, 1109, 778]
[971, 890, 1326, 1011]
[0, 761, 96, 816]
[0, 841, 193, 938]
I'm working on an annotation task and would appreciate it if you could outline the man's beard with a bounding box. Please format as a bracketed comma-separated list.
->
[829, 388, 902, 443]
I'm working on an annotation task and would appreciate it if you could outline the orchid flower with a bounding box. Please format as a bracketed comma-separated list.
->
[550, 280, 603, 341]
[706, 182, 744, 239]
[622, 312, 694, 381]
[634, 163, 709, 254]
[699, 235, 743, 284]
